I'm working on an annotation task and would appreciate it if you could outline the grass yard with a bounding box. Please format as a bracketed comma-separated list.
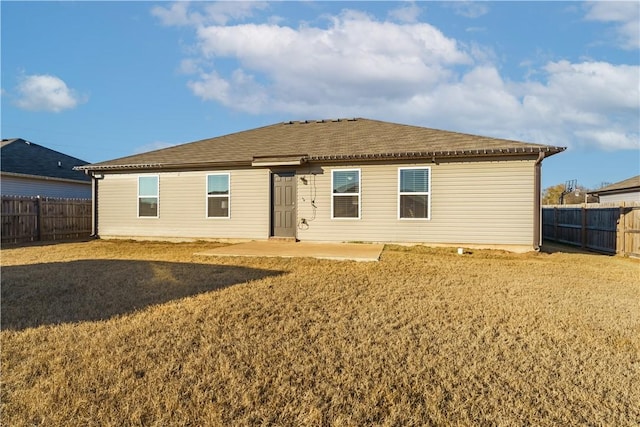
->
[1, 240, 639, 426]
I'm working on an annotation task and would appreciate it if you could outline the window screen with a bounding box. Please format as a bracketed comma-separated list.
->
[138, 176, 159, 217]
[207, 174, 230, 218]
[399, 168, 430, 219]
[332, 169, 360, 219]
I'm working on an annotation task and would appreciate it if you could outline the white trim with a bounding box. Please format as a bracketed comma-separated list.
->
[331, 168, 361, 220]
[398, 166, 431, 220]
[137, 175, 159, 218]
[206, 172, 231, 219]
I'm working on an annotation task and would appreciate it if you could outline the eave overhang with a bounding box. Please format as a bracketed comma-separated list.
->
[74, 161, 250, 173]
[307, 145, 566, 162]
[1, 170, 91, 185]
[589, 187, 640, 197]
[74, 146, 566, 173]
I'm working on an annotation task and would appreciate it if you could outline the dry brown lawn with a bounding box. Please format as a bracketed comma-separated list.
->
[1, 240, 639, 426]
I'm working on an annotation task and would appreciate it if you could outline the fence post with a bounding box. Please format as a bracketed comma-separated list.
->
[616, 202, 625, 255]
[553, 207, 558, 241]
[581, 206, 587, 249]
[36, 196, 43, 242]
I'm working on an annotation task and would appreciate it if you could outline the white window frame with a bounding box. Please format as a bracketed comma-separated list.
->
[398, 166, 431, 220]
[138, 175, 159, 218]
[331, 168, 361, 220]
[206, 173, 231, 219]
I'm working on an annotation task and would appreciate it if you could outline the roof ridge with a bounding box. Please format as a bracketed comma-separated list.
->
[283, 118, 360, 124]
[594, 175, 640, 193]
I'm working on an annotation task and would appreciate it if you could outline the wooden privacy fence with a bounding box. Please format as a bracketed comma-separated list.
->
[542, 203, 640, 256]
[1, 196, 92, 245]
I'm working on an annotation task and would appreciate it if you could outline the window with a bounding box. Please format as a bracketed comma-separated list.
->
[332, 169, 360, 219]
[138, 176, 159, 218]
[399, 167, 430, 219]
[207, 173, 230, 218]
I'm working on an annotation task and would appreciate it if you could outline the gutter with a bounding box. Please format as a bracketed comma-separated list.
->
[74, 146, 566, 173]
[307, 146, 565, 162]
[533, 151, 546, 251]
[532, 145, 566, 250]
[85, 170, 104, 237]
[74, 160, 250, 173]
[590, 187, 640, 198]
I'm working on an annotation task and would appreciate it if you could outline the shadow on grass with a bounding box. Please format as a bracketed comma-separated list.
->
[1, 260, 284, 331]
[1, 237, 96, 248]
[541, 240, 610, 255]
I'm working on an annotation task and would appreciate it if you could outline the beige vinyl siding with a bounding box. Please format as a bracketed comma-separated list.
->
[296, 158, 536, 246]
[96, 158, 537, 246]
[98, 169, 269, 239]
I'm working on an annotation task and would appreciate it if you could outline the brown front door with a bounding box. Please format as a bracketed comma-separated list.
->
[272, 171, 296, 238]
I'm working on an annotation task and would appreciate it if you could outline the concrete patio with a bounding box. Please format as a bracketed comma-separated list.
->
[195, 241, 384, 262]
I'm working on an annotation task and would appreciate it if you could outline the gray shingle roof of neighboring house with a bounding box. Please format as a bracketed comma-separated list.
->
[591, 175, 640, 196]
[1, 138, 91, 182]
[77, 118, 566, 171]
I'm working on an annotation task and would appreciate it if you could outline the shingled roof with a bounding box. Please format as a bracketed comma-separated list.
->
[78, 118, 565, 171]
[591, 175, 640, 195]
[1, 138, 91, 182]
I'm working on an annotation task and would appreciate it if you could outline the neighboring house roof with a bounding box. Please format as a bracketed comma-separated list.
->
[590, 175, 640, 196]
[1, 138, 91, 182]
[78, 118, 566, 172]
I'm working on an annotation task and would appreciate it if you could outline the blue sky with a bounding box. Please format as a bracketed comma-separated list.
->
[2, 1, 638, 190]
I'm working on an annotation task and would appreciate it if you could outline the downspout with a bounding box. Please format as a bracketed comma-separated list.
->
[87, 171, 103, 237]
[533, 151, 546, 251]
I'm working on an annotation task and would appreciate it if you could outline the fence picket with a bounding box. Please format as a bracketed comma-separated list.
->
[543, 202, 640, 256]
[1, 196, 92, 244]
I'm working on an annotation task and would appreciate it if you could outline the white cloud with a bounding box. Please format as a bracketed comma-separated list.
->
[518, 61, 638, 132]
[414, 61, 639, 150]
[584, 1, 640, 49]
[574, 130, 638, 151]
[152, 1, 268, 27]
[539, 61, 638, 111]
[394, 60, 638, 150]
[526, 61, 640, 150]
[178, 58, 203, 75]
[188, 71, 230, 102]
[154, 3, 639, 151]
[450, 2, 489, 19]
[388, 2, 422, 23]
[15, 74, 85, 112]
[151, 2, 196, 26]
[188, 69, 269, 114]
[203, 1, 269, 25]
[190, 10, 470, 113]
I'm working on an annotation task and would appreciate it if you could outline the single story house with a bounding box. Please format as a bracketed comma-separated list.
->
[589, 175, 640, 204]
[1, 138, 91, 198]
[77, 118, 565, 252]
